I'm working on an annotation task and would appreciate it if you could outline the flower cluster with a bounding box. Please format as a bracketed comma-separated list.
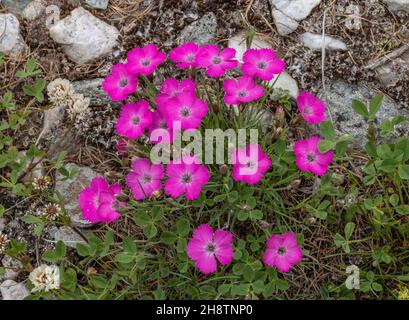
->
[294, 92, 334, 175]
[41, 203, 61, 221]
[28, 264, 60, 293]
[75, 42, 337, 277]
[78, 177, 125, 223]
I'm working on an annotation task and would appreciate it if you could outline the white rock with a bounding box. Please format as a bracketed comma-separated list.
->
[299, 32, 347, 51]
[0, 280, 30, 300]
[0, 14, 27, 57]
[269, 71, 299, 99]
[85, 0, 109, 10]
[22, 0, 45, 21]
[384, 0, 409, 13]
[54, 226, 86, 249]
[228, 33, 273, 62]
[49, 7, 119, 64]
[271, 10, 300, 36]
[269, 0, 321, 35]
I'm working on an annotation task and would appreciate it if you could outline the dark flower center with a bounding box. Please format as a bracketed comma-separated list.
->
[206, 242, 216, 253]
[180, 107, 191, 118]
[142, 173, 152, 184]
[307, 153, 316, 163]
[238, 90, 248, 98]
[181, 173, 192, 184]
[212, 56, 222, 65]
[186, 54, 195, 62]
[132, 116, 140, 125]
[141, 59, 151, 67]
[277, 246, 286, 256]
[303, 107, 312, 115]
[257, 61, 267, 69]
[119, 78, 129, 88]
[160, 120, 167, 129]
[246, 161, 256, 169]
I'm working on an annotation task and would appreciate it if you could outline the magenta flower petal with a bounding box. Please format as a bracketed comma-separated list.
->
[196, 45, 238, 78]
[126, 44, 166, 76]
[263, 232, 302, 273]
[187, 224, 234, 275]
[102, 63, 138, 102]
[242, 48, 286, 81]
[223, 76, 265, 105]
[297, 92, 327, 124]
[294, 137, 334, 175]
[115, 100, 153, 139]
[169, 42, 199, 68]
[126, 158, 164, 200]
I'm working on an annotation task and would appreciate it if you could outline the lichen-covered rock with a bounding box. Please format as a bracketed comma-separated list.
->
[299, 32, 347, 51]
[54, 226, 86, 249]
[320, 80, 409, 148]
[0, 14, 27, 57]
[22, 0, 45, 21]
[1, 0, 31, 17]
[383, 0, 409, 13]
[85, 0, 109, 10]
[54, 163, 97, 228]
[269, 71, 299, 99]
[178, 12, 217, 44]
[0, 256, 22, 282]
[0, 280, 29, 300]
[48, 7, 119, 64]
[73, 78, 115, 106]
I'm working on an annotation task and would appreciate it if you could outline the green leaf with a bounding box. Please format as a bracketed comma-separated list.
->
[143, 223, 157, 238]
[369, 95, 383, 119]
[122, 237, 137, 254]
[115, 253, 135, 264]
[76, 243, 90, 257]
[352, 99, 369, 118]
[237, 211, 248, 221]
[398, 165, 409, 180]
[23, 79, 46, 102]
[176, 218, 190, 237]
[318, 140, 336, 153]
[319, 121, 337, 141]
[334, 233, 345, 247]
[344, 222, 355, 240]
[21, 215, 43, 224]
[61, 268, 77, 292]
[249, 209, 263, 220]
[396, 205, 409, 215]
[161, 231, 177, 244]
[42, 241, 66, 262]
[134, 211, 150, 225]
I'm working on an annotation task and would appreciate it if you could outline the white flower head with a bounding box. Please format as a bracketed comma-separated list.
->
[47, 78, 74, 106]
[0, 232, 9, 253]
[67, 93, 90, 121]
[29, 264, 60, 292]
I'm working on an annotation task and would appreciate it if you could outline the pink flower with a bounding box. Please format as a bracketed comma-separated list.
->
[165, 156, 210, 200]
[147, 107, 177, 145]
[294, 137, 334, 175]
[162, 92, 208, 130]
[223, 76, 265, 105]
[102, 63, 138, 102]
[169, 42, 200, 68]
[242, 48, 285, 81]
[156, 78, 196, 106]
[115, 100, 153, 139]
[263, 232, 303, 273]
[187, 224, 234, 274]
[195, 45, 238, 78]
[126, 44, 167, 76]
[297, 91, 326, 124]
[126, 158, 164, 200]
[78, 177, 124, 223]
[232, 144, 271, 185]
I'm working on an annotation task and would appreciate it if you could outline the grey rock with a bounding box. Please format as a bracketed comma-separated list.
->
[0, 280, 29, 300]
[22, 0, 45, 21]
[0, 14, 28, 57]
[269, 71, 299, 99]
[49, 7, 119, 64]
[1, 0, 31, 17]
[372, 47, 409, 88]
[54, 163, 97, 228]
[178, 12, 217, 44]
[299, 32, 347, 51]
[73, 78, 115, 106]
[0, 218, 6, 231]
[85, 0, 109, 10]
[54, 226, 86, 249]
[0, 256, 22, 282]
[320, 80, 409, 147]
[383, 0, 409, 13]
[269, 0, 321, 35]
[41, 104, 66, 139]
[228, 33, 273, 62]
